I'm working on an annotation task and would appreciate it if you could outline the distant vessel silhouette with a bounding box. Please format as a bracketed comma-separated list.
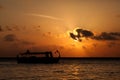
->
[17, 50, 60, 64]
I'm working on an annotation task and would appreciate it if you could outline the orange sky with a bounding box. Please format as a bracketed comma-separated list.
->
[0, 0, 120, 57]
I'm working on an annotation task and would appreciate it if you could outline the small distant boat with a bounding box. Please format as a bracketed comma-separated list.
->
[17, 50, 60, 64]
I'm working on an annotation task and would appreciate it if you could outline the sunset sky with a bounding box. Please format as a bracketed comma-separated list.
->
[0, 0, 120, 57]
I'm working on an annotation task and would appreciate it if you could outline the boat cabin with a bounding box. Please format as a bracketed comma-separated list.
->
[19, 50, 54, 58]
[17, 50, 60, 63]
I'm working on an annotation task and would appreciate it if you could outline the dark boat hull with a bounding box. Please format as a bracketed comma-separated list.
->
[17, 57, 59, 64]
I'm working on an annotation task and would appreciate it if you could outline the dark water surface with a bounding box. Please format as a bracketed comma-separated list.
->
[0, 59, 120, 80]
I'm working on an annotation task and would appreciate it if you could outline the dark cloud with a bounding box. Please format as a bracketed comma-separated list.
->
[0, 25, 41, 32]
[76, 29, 94, 37]
[82, 46, 87, 50]
[109, 32, 120, 36]
[70, 28, 120, 42]
[0, 25, 19, 32]
[70, 33, 77, 40]
[36, 26, 41, 29]
[38, 26, 40, 28]
[107, 42, 120, 48]
[93, 32, 120, 40]
[33, 25, 41, 31]
[42, 32, 53, 37]
[4, 34, 35, 46]
[4, 34, 17, 42]
[37, 26, 41, 31]
[108, 42, 116, 48]
[21, 41, 35, 45]
[70, 28, 94, 42]
[0, 25, 29, 32]
[92, 43, 97, 47]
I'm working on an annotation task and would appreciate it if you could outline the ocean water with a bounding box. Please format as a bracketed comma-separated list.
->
[0, 59, 120, 80]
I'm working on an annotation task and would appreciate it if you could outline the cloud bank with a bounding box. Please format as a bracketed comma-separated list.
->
[70, 28, 120, 42]
[4, 34, 35, 45]
[4, 34, 17, 42]
[93, 32, 120, 40]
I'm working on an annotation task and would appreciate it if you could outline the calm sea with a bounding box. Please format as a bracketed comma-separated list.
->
[0, 59, 120, 80]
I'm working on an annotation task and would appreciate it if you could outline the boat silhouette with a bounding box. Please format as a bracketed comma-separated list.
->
[17, 50, 60, 64]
